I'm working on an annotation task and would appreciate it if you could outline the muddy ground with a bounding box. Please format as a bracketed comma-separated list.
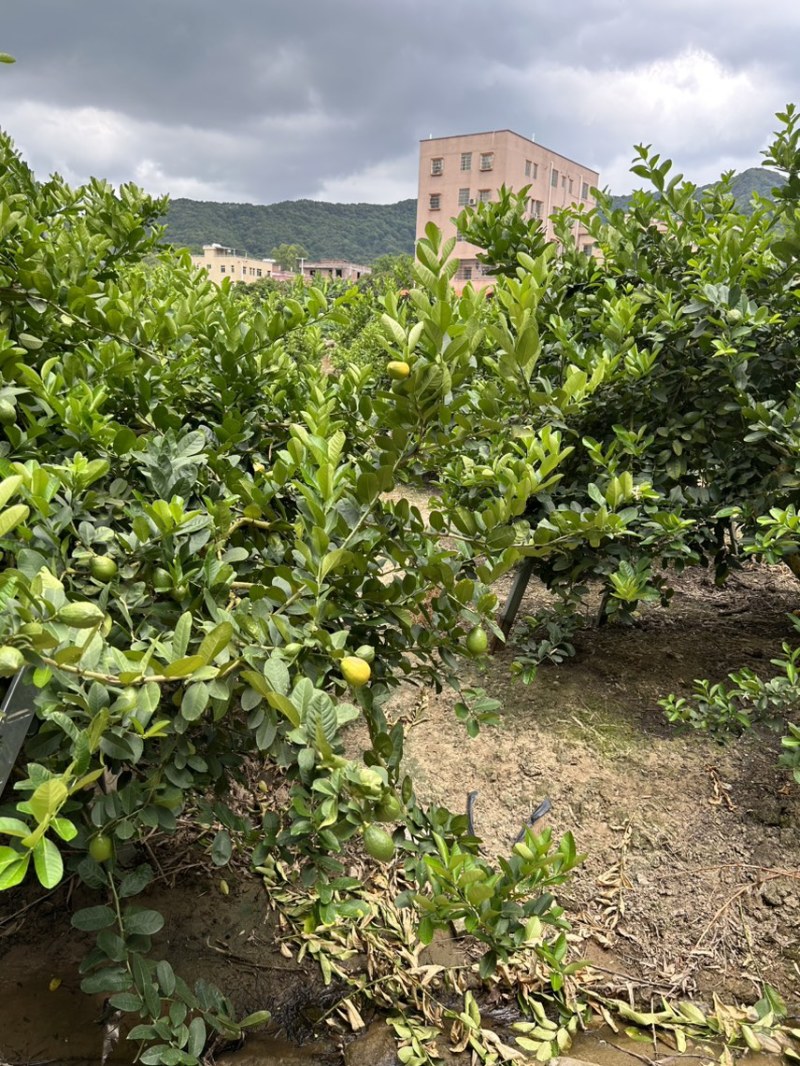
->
[0, 556, 798, 1064]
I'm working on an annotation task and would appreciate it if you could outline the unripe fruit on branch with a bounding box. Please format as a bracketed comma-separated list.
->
[363, 824, 395, 863]
[0, 645, 24, 677]
[56, 602, 105, 629]
[466, 626, 488, 656]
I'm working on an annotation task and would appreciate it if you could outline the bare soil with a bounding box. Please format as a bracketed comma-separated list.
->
[399, 561, 800, 1005]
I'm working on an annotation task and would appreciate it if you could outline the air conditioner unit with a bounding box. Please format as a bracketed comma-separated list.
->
[468, 198, 476, 205]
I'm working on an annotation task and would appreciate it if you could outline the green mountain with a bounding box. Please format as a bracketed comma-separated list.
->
[162, 167, 785, 263]
[609, 167, 785, 214]
[162, 197, 417, 263]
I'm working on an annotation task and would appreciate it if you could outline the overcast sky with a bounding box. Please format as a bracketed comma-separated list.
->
[2, 1, 798, 205]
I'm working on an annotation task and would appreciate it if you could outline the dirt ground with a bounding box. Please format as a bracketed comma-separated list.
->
[399, 561, 800, 1006]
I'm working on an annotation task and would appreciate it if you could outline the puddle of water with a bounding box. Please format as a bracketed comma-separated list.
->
[567, 1025, 781, 1066]
[216, 1034, 337, 1064]
[0, 940, 125, 1065]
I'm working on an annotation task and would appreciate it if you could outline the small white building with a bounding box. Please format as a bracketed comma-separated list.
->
[191, 244, 275, 284]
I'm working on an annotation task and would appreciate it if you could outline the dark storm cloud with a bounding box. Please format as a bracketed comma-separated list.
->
[3, 0, 800, 202]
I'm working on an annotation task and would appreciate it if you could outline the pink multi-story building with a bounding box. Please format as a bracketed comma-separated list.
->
[416, 130, 599, 286]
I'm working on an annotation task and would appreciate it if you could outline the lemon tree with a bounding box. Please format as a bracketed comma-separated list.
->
[0, 129, 581, 1063]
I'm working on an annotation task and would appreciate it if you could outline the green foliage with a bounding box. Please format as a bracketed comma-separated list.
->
[400, 824, 583, 982]
[269, 242, 308, 272]
[511, 602, 580, 682]
[366, 253, 415, 290]
[660, 619, 800, 782]
[416, 106, 800, 643]
[0, 129, 584, 1062]
[609, 166, 787, 215]
[164, 197, 416, 263]
[456, 183, 550, 278]
[72, 864, 269, 1063]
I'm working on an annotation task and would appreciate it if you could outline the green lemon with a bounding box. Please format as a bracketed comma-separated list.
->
[341, 655, 371, 688]
[466, 626, 489, 656]
[89, 834, 113, 863]
[387, 360, 411, 380]
[374, 792, 403, 822]
[0, 645, 24, 677]
[363, 824, 395, 864]
[56, 601, 105, 629]
[89, 555, 118, 582]
[355, 767, 384, 797]
[152, 568, 172, 591]
[355, 644, 376, 664]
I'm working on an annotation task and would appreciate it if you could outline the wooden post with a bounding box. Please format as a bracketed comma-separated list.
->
[0, 671, 37, 799]
[492, 556, 535, 651]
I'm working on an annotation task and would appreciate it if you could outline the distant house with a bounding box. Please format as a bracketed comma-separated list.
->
[300, 259, 371, 282]
[191, 243, 275, 284]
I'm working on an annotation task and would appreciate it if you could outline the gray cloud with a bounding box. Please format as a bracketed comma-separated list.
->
[3, 0, 799, 203]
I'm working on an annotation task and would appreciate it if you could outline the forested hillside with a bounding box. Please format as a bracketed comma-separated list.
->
[163, 197, 417, 262]
[610, 166, 785, 213]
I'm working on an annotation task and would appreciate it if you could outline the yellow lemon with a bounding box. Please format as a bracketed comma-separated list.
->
[387, 361, 410, 380]
[341, 655, 371, 688]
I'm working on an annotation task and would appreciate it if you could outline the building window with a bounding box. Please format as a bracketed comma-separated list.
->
[582, 181, 590, 199]
[460, 152, 472, 171]
[562, 175, 567, 189]
[530, 199, 544, 219]
[479, 152, 494, 171]
[257, 269, 262, 277]
[220, 265, 225, 272]
[430, 157, 444, 176]
[478, 189, 491, 202]
[456, 263, 473, 281]
[532, 162, 538, 179]
[568, 177, 574, 193]
[429, 193, 441, 210]
[458, 187, 470, 207]
[551, 169, 559, 187]
[456, 229, 469, 242]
